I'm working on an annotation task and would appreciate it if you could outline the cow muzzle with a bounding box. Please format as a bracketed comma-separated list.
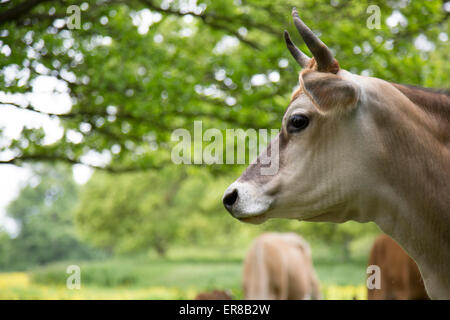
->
[222, 181, 272, 223]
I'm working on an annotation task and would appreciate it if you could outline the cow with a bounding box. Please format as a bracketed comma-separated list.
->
[195, 290, 233, 300]
[242, 232, 320, 300]
[367, 234, 429, 300]
[222, 7, 450, 299]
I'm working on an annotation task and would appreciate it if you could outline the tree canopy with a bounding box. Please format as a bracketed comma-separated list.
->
[1, 0, 448, 172]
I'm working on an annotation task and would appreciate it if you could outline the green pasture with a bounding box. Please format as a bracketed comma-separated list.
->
[1, 244, 369, 300]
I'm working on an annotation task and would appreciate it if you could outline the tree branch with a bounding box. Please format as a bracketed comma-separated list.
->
[0, 0, 51, 25]
[0, 153, 164, 173]
[139, 0, 261, 49]
[0, 100, 270, 130]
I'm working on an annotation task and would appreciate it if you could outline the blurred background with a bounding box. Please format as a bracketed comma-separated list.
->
[0, 0, 448, 299]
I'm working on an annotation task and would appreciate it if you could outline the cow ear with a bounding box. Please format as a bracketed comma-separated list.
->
[300, 71, 359, 114]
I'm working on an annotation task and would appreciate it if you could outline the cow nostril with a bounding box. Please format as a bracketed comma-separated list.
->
[223, 189, 238, 212]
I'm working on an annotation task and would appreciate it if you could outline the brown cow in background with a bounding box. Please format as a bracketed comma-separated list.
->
[195, 290, 233, 300]
[243, 232, 320, 300]
[368, 234, 429, 300]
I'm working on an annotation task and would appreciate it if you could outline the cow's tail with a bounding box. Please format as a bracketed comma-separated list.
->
[296, 236, 312, 259]
[290, 234, 321, 299]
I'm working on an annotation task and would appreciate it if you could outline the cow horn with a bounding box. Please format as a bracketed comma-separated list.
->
[291, 7, 338, 73]
[284, 30, 311, 68]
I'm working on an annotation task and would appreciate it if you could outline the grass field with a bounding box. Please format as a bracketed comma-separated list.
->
[0, 246, 368, 300]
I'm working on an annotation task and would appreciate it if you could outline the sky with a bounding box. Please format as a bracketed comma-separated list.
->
[0, 165, 30, 233]
[0, 75, 93, 234]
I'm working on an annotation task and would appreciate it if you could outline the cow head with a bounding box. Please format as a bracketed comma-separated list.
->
[223, 8, 385, 224]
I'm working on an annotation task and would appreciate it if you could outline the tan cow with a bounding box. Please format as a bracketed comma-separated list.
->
[243, 232, 320, 300]
[223, 8, 450, 299]
[367, 234, 429, 300]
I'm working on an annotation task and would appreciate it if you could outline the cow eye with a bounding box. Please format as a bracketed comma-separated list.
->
[288, 114, 309, 132]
